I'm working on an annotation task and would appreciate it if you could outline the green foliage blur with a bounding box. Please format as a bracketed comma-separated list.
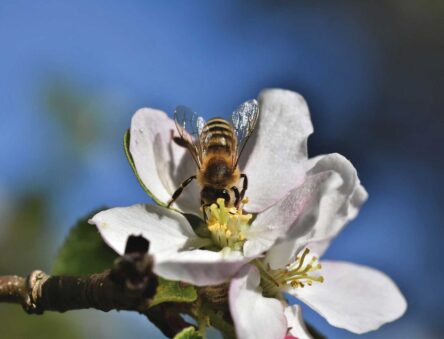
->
[0, 194, 83, 338]
[51, 212, 117, 276]
[0, 77, 137, 339]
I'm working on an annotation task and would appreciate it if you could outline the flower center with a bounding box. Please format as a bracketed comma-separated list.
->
[205, 198, 252, 251]
[256, 248, 324, 298]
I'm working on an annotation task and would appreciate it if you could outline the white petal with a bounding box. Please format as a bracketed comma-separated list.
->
[306, 183, 368, 257]
[243, 170, 336, 257]
[266, 153, 368, 268]
[229, 265, 287, 339]
[154, 249, 252, 286]
[90, 205, 250, 286]
[240, 89, 314, 213]
[289, 261, 407, 334]
[302, 154, 368, 241]
[89, 204, 198, 257]
[130, 108, 201, 215]
[284, 305, 313, 339]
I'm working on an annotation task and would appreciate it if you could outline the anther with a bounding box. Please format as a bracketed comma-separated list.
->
[205, 198, 252, 251]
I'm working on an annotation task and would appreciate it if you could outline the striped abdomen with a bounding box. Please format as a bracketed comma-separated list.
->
[201, 118, 236, 155]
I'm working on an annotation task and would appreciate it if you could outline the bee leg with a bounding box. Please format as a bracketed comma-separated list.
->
[170, 129, 189, 148]
[201, 202, 213, 223]
[231, 186, 241, 208]
[167, 175, 197, 208]
[173, 137, 189, 148]
[240, 173, 248, 200]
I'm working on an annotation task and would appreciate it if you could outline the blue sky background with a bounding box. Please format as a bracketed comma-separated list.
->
[0, 1, 443, 338]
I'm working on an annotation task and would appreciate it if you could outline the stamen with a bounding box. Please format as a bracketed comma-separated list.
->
[280, 248, 324, 289]
[264, 248, 324, 293]
[205, 198, 252, 251]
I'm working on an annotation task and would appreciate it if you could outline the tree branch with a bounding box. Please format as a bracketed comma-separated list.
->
[0, 235, 158, 315]
[0, 235, 225, 338]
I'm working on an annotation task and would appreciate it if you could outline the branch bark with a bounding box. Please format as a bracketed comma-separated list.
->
[0, 235, 228, 338]
[0, 235, 158, 315]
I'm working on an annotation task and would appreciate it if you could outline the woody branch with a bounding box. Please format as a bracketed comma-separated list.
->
[0, 235, 158, 314]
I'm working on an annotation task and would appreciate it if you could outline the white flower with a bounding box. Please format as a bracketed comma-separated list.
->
[229, 249, 407, 339]
[89, 88, 406, 336]
[89, 89, 369, 288]
[226, 156, 406, 339]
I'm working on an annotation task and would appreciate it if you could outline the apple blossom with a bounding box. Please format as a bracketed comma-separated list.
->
[229, 246, 406, 339]
[89, 88, 406, 338]
[90, 89, 366, 288]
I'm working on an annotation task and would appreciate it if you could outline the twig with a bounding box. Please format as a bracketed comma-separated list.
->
[0, 235, 158, 315]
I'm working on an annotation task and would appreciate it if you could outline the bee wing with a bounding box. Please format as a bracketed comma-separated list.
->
[231, 99, 259, 167]
[174, 105, 206, 168]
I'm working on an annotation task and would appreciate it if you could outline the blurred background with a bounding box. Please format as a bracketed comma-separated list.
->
[0, 0, 443, 338]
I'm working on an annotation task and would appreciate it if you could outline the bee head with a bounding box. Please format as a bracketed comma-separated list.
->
[201, 186, 230, 205]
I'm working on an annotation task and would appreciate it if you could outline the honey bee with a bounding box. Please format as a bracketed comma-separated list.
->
[167, 99, 259, 213]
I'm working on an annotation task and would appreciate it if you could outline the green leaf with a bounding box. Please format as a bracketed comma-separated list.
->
[52, 211, 117, 275]
[173, 327, 202, 339]
[124, 129, 165, 206]
[149, 277, 197, 307]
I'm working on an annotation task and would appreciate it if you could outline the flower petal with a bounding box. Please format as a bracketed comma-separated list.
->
[240, 89, 313, 213]
[284, 305, 313, 339]
[89, 204, 198, 257]
[90, 205, 250, 286]
[265, 153, 368, 268]
[288, 261, 407, 334]
[130, 108, 201, 214]
[301, 154, 368, 242]
[306, 183, 368, 257]
[229, 265, 287, 339]
[243, 170, 337, 257]
[154, 249, 252, 286]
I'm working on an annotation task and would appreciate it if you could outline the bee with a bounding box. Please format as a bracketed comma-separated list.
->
[167, 99, 259, 214]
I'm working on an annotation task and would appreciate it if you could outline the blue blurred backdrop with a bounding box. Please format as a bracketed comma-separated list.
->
[0, 1, 443, 338]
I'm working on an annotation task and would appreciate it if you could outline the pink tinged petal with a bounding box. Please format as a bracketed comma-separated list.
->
[154, 249, 252, 286]
[285, 305, 313, 339]
[243, 170, 336, 257]
[301, 154, 368, 242]
[305, 183, 368, 257]
[229, 265, 287, 339]
[265, 153, 368, 268]
[130, 108, 201, 215]
[89, 204, 198, 258]
[240, 89, 314, 213]
[289, 261, 407, 334]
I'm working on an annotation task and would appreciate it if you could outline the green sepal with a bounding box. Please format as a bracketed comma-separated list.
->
[173, 327, 202, 339]
[124, 129, 166, 206]
[52, 211, 117, 275]
[149, 277, 198, 307]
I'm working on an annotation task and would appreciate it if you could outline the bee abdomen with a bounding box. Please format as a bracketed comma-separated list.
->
[202, 118, 235, 153]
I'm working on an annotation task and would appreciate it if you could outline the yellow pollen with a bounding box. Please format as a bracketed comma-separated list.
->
[205, 198, 252, 251]
[271, 248, 324, 290]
